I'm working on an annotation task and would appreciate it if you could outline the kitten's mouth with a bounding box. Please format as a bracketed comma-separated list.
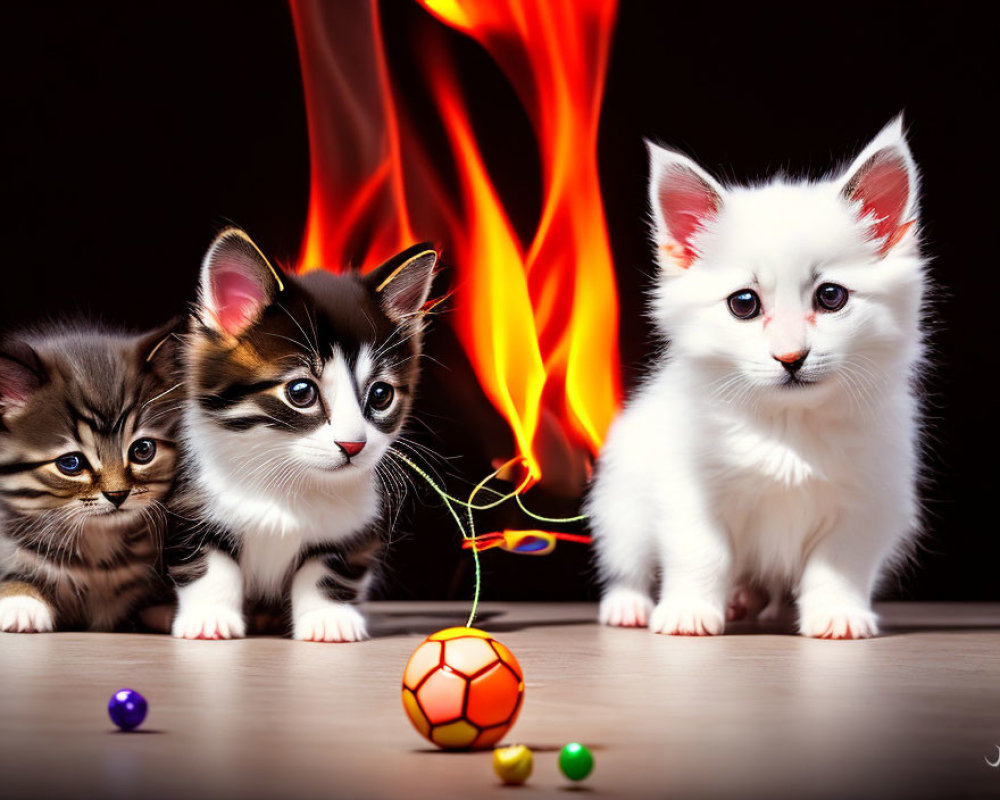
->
[779, 374, 818, 389]
[314, 460, 356, 473]
[82, 504, 123, 515]
[85, 506, 141, 524]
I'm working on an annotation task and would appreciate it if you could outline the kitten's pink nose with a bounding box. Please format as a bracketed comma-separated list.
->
[337, 441, 366, 458]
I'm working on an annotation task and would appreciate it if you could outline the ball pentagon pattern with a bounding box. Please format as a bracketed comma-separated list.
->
[402, 627, 524, 750]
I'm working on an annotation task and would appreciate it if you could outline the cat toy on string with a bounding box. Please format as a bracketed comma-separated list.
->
[395, 456, 594, 754]
[390, 424, 593, 755]
[460, 530, 593, 555]
[388, 450, 591, 626]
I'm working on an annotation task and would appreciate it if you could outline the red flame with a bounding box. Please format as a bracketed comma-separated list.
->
[290, 0, 622, 488]
[289, 1, 414, 273]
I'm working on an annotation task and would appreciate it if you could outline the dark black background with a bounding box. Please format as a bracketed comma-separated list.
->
[1, 2, 994, 601]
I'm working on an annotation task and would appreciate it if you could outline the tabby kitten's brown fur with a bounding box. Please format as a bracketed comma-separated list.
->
[0, 324, 180, 632]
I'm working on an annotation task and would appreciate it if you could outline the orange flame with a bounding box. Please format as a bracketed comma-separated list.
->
[419, 0, 622, 474]
[290, 0, 622, 487]
[289, 0, 413, 273]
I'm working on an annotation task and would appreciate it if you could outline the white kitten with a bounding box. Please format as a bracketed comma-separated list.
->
[588, 117, 925, 639]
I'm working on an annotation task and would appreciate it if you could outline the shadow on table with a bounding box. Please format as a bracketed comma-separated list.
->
[369, 609, 596, 637]
[727, 614, 1000, 638]
[370, 606, 1000, 638]
[881, 621, 1000, 635]
[412, 743, 606, 754]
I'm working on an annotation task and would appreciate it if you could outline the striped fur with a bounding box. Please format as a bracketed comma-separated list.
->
[167, 228, 437, 642]
[0, 323, 181, 632]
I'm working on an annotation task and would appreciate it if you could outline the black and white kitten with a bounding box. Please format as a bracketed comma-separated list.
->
[169, 228, 436, 641]
[0, 324, 179, 632]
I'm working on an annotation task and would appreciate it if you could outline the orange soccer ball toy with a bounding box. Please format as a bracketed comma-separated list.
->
[402, 627, 525, 750]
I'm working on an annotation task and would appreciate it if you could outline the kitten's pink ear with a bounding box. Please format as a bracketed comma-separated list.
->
[367, 244, 438, 324]
[0, 342, 46, 412]
[646, 140, 725, 272]
[839, 116, 920, 255]
[198, 228, 284, 337]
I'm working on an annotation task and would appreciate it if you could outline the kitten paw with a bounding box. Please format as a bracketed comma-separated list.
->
[650, 597, 725, 636]
[172, 606, 246, 640]
[0, 595, 55, 633]
[799, 606, 878, 639]
[599, 587, 653, 627]
[294, 604, 368, 643]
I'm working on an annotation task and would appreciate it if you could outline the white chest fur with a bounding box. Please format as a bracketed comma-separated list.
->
[186, 411, 382, 599]
[701, 388, 908, 582]
[220, 479, 379, 598]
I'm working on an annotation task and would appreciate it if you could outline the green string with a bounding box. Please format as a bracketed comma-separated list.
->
[388, 450, 482, 627]
[388, 449, 588, 628]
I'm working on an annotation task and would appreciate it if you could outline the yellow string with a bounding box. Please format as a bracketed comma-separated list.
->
[388, 449, 589, 627]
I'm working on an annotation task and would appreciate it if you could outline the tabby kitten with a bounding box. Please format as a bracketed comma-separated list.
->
[168, 228, 436, 642]
[0, 324, 180, 632]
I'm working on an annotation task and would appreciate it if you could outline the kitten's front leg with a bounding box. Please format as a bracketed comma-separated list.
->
[797, 506, 905, 639]
[291, 556, 369, 643]
[171, 549, 246, 640]
[650, 484, 731, 636]
[590, 416, 658, 628]
[0, 581, 55, 633]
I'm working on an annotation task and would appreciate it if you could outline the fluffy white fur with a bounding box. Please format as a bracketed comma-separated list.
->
[588, 118, 926, 639]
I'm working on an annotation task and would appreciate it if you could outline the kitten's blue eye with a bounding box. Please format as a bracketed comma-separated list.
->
[129, 438, 157, 465]
[368, 382, 395, 412]
[286, 379, 319, 408]
[55, 453, 86, 476]
[727, 289, 761, 320]
[815, 283, 849, 312]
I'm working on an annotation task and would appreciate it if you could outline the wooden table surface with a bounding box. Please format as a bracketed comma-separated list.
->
[2, 602, 999, 799]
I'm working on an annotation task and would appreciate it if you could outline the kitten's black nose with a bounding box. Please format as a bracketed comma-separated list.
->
[103, 490, 131, 508]
[774, 350, 809, 375]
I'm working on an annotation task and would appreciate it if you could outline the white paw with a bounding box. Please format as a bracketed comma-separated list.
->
[172, 605, 246, 640]
[294, 604, 368, 643]
[650, 596, 725, 636]
[799, 605, 878, 639]
[599, 587, 653, 628]
[0, 595, 55, 633]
